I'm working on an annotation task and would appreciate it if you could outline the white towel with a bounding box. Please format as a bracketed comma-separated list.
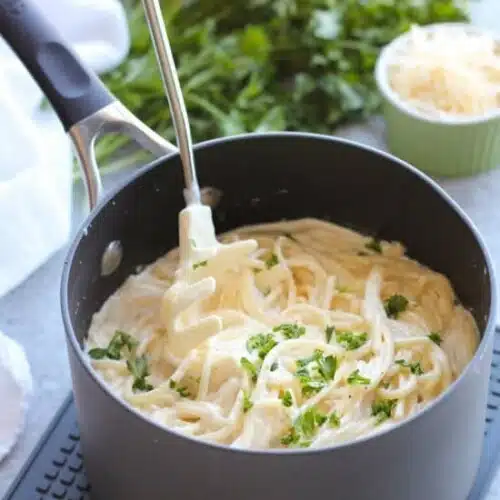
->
[0, 0, 130, 299]
[0, 0, 129, 462]
[0, 331, 32, 463]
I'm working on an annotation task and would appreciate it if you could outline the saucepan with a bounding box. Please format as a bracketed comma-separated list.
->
[0, 1, 496, 499]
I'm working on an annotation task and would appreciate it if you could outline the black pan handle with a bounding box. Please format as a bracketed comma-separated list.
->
[0, 0, 177, 210]
[0, 0, 115, 131]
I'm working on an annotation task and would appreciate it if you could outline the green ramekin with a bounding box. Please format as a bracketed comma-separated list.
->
[375, 23, 500, 178]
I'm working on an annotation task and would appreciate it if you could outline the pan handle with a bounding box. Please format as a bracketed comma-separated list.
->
[0, 0, 177, 208]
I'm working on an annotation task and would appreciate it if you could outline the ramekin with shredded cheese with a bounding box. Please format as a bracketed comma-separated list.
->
[375, 23, 500, 178]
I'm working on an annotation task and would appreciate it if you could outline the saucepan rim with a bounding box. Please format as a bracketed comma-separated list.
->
[60, 131, 497, 456]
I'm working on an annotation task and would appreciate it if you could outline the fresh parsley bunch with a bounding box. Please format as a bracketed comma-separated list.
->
[94, 0, 469, 172]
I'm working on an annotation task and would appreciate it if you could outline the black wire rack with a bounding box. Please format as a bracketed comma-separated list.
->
[5, 329, 500, 500]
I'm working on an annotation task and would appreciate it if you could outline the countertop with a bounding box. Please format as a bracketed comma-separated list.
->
[2, 2, 500, 496]
[2, 117, 500, 497]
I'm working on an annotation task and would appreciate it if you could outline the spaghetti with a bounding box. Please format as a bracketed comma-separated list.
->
[86, 211, 478, 450]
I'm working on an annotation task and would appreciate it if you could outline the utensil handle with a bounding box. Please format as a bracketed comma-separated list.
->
[141, 0, 201, 205]
[0, 0, 115, 131]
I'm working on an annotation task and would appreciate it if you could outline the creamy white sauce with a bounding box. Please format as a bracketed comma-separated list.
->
[86, 206, 478, 450]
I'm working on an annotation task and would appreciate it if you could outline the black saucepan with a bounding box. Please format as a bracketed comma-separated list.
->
[0, 2, 496, 499]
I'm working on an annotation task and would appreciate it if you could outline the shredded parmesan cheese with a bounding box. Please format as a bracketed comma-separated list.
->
[388, 24, 500, 118]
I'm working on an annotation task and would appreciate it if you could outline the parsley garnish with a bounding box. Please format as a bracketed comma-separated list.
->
[328, 411, 341, 428]
[193, 260, 208, 270]
[347, 369, 371, 386]
[295, 350, 337, 397]
[395, 359, 424, 375]
[280, 406, 327, 447]
[365, 238, 382, 253]
[372, 399, 397, 424]
[284, 232, 297, 242]
[89, 330, 138, 361]
[177, 387, 190, 397]
[88, 331, 153, 392]
[108, 331, 138, 359]
[384, 294, 409, 319]
[127, 355, 154, 392]
[279, 389, 293, 407]
[169, 379, 190, 397]
[336, 331, 368, 351]
[243, 391, 253, 413]
[265, 253, 279, 269]
[241, 357, 259, 382]
[428, 332, 442, 346]
[325, 325, 335, 343]
[87, 347, 108, 359]
[280, 429, 300, 446]
[273, 323, 306, 339]
[270, 362, 278, 372]
[247, 333, 278, 359]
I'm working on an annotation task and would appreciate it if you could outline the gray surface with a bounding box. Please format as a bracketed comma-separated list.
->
[1, 121, 500, 497]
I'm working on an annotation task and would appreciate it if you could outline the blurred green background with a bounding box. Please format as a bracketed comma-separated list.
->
[95, 0, 470, 172]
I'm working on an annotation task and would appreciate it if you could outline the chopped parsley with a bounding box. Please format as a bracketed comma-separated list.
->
[395, 359, 424, 375]
[247, 333, 278, 360]
[243, 391, 253, 413]
[87, 347, 108, 359]
[177, 387, 190, 397]
[372, 399, 397, 424]
[280, 430, 300, 446]
[193, 260, 208, 270]
[280, 406, 327, 447]
[325, 325, 335, 343]
[265, 253, 279, 269]
[336, 331, 368, 351]
[169, 379, 190, 397]
[127, 355, 153, 392]
[270, 362, 278, 372]
[328, 411, 341, 428]
[428, 332, 442, 346]
[241, 357, 259, 382]
[89, 331, 153, 392]
[365, 238, 382, 253]
[347, 369, 371, 386]
[273, 323, 306, 339]
[384, 294, 409, 319]
[295, 350, 337, 397]
[284, 232, 297, 242]
[279, 389, 293, 407]
[88, 330, 138, 361]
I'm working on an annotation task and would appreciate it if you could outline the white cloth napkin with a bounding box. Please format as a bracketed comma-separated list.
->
[0, 331, 32, 463]
[0, 0, 130, 462]
[0, 0, 130, 299]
